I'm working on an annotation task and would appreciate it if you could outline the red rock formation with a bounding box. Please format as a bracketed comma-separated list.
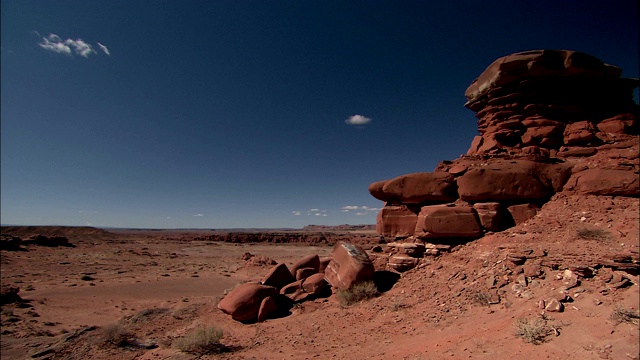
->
[464, 50, 638, 155]
[368, 50, 638, 272]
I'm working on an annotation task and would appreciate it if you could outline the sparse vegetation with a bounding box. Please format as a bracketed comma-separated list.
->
[610, 305, 640, 325]
[577, 227, 610, 240]
[100, 322, 133, 347]
[470, 291, 492, 307]
[130, 307, 169, 323]
[174, 326, 225, 355]
[336, 281, 379, 306]
[389, 300, 409, 312]
[514, 317, 551, 345]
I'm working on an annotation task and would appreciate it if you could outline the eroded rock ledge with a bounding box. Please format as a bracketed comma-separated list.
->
[369, 50, 639, 272]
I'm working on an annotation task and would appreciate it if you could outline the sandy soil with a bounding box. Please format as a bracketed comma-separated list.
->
[1, 194, 638, 359]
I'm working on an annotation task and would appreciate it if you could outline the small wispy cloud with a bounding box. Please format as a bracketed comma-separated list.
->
[342, 205, 360, 211]
[193, 213, 204, 217]
[97, 42, 110, 56]
[293, 208, 329, 217]
[345, 114, 372, 126]
[341, 205, 380, 212]
[38, 33, 109, 58]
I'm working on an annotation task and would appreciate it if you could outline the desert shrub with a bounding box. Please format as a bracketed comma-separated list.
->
[469, 291, 492, 307]
[389, 300, 409, 312]
[610, 305, 640, 325]
[336, 281, 379, 306]
[577, 227, 610, 240]
[514, 318, 550, 345]
[174, 326, 224, 355]
[130, 307, 169, 323]
[100, 322, 133, 347]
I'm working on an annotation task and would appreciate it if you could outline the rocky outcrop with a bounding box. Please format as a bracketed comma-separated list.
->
[464, 50, 638, 155]
[219, 243, 376, 322]
[368, 50, 639, 272]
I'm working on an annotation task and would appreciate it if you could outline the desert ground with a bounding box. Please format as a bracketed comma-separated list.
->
[1, 193, 638, 360]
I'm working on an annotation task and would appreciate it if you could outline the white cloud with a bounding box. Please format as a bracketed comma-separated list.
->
[193, 213, 204, 217]
[309, 208, 320, 212]
[362, 206, 380, 211]
[39, 34, 72, 55]
[292, 211, 302, 216]
[97, 42, 110, 55]
[341, 205, 359, 211]
[38, 33, 107, 58]
[345, 114, 372, 126]
[355, 212, 368, 216]
[65, 38, 96, 57]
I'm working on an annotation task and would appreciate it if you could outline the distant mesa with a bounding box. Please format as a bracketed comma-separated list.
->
[368, 49, 639, 272]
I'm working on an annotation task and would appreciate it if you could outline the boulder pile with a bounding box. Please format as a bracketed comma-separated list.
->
[369, 50, 639, 272]
[218, 242, 375, 323]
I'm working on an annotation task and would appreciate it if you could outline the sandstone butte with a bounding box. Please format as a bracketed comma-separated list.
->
[369, 49, 639, 272]
[215, 49, 638, 323]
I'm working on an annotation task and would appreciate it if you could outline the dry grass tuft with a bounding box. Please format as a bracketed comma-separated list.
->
[336, 281, 379, 306]
[577, 227, 610, 240]
[130, 307, 169, 323]
[100, 322, 133, 347]
[470, 291, 492, 307]
[610, 305, 640, 325]
[174, 326, 225, 355]
[514, 318, 550, 345]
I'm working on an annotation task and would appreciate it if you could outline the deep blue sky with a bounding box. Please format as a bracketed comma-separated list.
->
[2, 1, 638, 229]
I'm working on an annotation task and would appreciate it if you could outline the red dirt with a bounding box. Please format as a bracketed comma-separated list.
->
[1, 195, 638, 359]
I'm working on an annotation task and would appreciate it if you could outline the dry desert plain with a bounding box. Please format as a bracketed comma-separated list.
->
[1, 194, 639, 360]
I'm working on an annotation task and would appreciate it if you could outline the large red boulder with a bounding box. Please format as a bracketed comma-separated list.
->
[472, 202, 504, 231]
[257, 296, 276, 322]
[368, 180, 389, 202]
[465, 50, 617, 108]
[564, 121, 596, 145]
[563, 169, 639, 196]
[301, 273, 327, 295]
[376, 205, 418, 238]
[507, 203, 540, 225]
[261, 263, 296, 290]
[324, 242, 375, 290]
[457, 160, 571, 202]
[218, 283, 278, 322]
[290, 254, 320, 278]
[380, 172, 457, 204]
[414, 205, 483, 239]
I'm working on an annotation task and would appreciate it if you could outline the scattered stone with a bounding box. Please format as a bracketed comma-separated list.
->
[545, 298, 564, 312]
[388, 255, 420, 272]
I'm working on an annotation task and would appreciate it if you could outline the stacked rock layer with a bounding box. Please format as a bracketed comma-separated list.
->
[369, 50, 639, 272]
